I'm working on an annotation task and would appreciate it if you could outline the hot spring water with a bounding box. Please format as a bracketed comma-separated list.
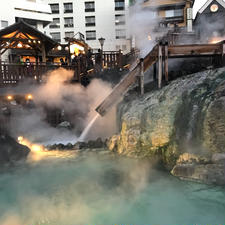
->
[0, 152, 225, 225]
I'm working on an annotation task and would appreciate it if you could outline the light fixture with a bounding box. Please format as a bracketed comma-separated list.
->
[26, 94, 33, 100]
[57, 45, 62, 50]
[210, 4, 218, 12]
[65, 46, 69, 51]
[98, 37, 105, 51]
[17, 43, 22, 48]
[38, 40, 41, 44]
[7, 95, 13, 101]
[28, 40, 31, 43]
[33, 40, 36, 43]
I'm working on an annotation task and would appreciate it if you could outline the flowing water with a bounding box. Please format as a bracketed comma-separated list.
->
[79, 114, 100, 141]
[0, 151, 225, 225]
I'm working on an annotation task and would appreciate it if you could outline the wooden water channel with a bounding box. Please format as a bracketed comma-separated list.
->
[96, 41, 225, 116]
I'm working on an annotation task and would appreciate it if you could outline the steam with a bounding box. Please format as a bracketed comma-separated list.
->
[129, 1, 168, 57]
[9, 68, 116, 144]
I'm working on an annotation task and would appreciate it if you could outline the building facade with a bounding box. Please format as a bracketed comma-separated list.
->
[43, 0, 131, 53]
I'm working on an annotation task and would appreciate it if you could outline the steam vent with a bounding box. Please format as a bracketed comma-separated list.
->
[0, 0, 225, 224]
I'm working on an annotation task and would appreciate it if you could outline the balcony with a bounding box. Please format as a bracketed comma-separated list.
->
[85, 8, 95, 12]
[85, 22, 95, 27]
[64, 9, 73, 13]
[49, 24, 60, 28]
[64, 24, 74, 28]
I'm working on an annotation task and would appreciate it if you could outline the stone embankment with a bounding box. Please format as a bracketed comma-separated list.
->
[107, 67, 225, 185]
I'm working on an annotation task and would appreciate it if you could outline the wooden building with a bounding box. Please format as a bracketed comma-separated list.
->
[194, 0, 225, 43]
[142, 0, 195, 30]
[0, 20, 57, 64]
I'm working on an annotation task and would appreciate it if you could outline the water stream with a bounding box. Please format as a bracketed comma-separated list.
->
[79, 113, 100, 141]
[0, 152, 225, 225]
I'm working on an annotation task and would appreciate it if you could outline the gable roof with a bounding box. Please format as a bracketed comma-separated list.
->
[198, 0, 225, 14]
[0, 20, 57, 52]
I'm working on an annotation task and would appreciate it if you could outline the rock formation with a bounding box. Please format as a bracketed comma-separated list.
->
[108, 67, 225, 185]
[0, 135, 30, 165]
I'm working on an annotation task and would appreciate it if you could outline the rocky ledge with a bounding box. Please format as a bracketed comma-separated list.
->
[0, 135, 30, 165]
[108, 67, 225, 185]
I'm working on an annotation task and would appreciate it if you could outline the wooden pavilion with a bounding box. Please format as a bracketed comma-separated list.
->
[0, 20, 57, 63]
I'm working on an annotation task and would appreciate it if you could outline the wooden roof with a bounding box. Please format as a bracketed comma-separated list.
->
[0, 20, 57, 53]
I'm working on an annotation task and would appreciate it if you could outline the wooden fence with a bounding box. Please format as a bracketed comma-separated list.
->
[0, 50, 138, 87]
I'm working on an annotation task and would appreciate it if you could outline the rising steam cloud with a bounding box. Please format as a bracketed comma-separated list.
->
[9, 68, 117, 144]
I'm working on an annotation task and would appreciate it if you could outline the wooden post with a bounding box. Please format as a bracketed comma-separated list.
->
[222, 41, 225, 66]
[118, 49, 123, 71]
[164, 43, 169, 83]
[0, 56, 2, 87]
[41, 44, 46, 63]
[140, 58, 144, 95]
[158, 44, 163, 89]
[153, 63, 157, 81]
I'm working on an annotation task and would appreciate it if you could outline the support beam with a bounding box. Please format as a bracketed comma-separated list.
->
[164, 43, 169, 82]
[41, 44, 46, 63]
[158, 45, 163, 89]
[140, 58, 144, 95]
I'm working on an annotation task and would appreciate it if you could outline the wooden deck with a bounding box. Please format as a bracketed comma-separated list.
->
[96, 41, 225, 116]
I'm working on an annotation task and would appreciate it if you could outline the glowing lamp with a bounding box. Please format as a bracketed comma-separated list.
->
[33, 40, 36, 44]
[17, 136, 23, 142]
[28, 40, 31, 43]
[7, 95, 13, 101]
[17, 43, 22, 48]
[57, 45, 62, 50]
[210, 4, 218, 12]
[26, 94, 33, 100]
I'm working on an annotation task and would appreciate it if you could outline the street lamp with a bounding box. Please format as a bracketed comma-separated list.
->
[98, 37, 105, 51]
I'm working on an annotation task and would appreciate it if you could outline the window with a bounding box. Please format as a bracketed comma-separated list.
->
[85, 16, 95, 26]
[86, 30, 96, 40]
[165, 9, 183, 18]
[115, 0, 125, 10]
[50, 32, 61, 42]
[115, 14, 125, 25]
[122, 45, 127, 51]
[64, 17, 74, 27]
[1, 20, 8, 28]
[115, 29, 126, 39]
[50, 4, 59, 14]
[65, 31, 74, 38]
[49, 18, 60, 28]
[85, 2, 95, 12]
[64, 3, 73, 13]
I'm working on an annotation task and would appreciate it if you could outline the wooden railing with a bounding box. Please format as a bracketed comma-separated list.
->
[0, 49, 139, 87]
[96, 41, 225, 116]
